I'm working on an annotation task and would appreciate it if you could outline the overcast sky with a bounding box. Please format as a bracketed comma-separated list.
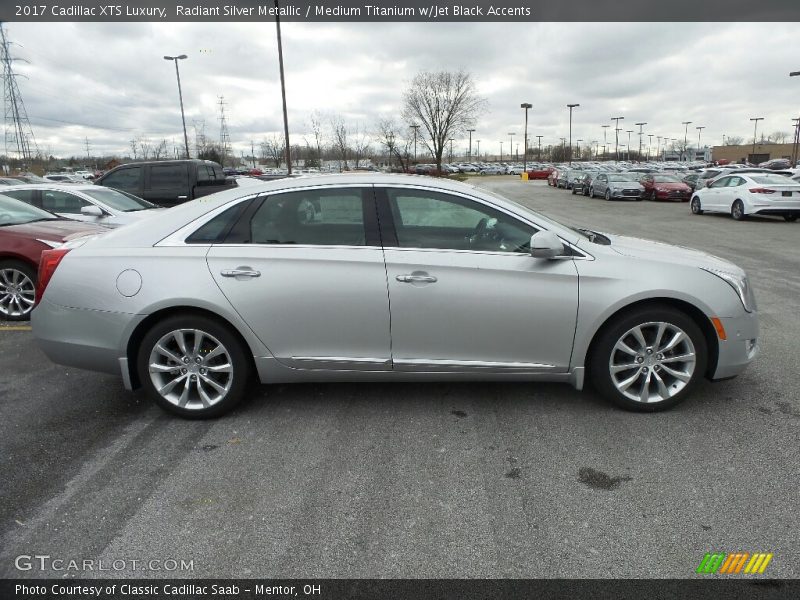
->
[4, 21, 800, 160]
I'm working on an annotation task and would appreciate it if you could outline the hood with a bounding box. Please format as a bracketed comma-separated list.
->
[605, 233, 743, 274]
[4, 219, 108, 242]
[608, 181, 642, 188]
[653, 182, 690, 190]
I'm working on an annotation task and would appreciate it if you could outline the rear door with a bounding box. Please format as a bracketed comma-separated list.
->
[205, 185, 392, 371]
[144, 163, 190, 205]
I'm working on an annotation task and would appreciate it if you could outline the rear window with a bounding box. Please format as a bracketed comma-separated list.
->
[749, 175, 796, 185]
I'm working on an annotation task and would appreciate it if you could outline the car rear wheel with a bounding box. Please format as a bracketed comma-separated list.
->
[690, 197, 703, 215]
[589, 306, 707, 412]
[731, 200, 746, 221]
[137, 315, 251, 418]
[784, 215, 798, 222]
[0, 260, 36, 321]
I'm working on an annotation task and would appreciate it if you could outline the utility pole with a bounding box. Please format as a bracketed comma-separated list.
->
[626, 130, 632, 161]
[682, 121, 692, 161]
[696, 126, 705, 161]
[218, 96, 231, 167]
[84, 137, 90, 164]
[635, 122, 646, 162]
[508, 132, 515, 162]
[410, 124, 420, 163]
[601, 124, 610, 160]
[536, 135, 543, 161]
[647, 134, 653, 161]
[275, 0, 292, 174]
[499, 141, 503, 161]
[750, 117, 764, 163]
[250, 140, 256, 168]
[611, 116, 624, 161]
[656, 136, 662, 159]
[467, 128, 475, 160]
[476, 139, 481, 159]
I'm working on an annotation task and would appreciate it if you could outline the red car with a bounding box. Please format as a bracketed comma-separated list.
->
[640, 173, 692, 202]
[527, 166, 554, 180]
[0, 195, 107, 320]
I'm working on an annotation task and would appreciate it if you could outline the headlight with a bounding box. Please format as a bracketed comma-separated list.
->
[701, 268, 757, 313]
[36, 239, 63, 249]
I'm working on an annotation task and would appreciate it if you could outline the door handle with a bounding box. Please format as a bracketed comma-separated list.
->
[396, 274, 437, 284]
[221, 269, 261, 278]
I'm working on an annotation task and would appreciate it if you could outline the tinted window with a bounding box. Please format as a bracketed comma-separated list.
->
[187, 202, 248, 244]
[711, 177, 730, 188]
[249, 189, 366, 246]
[1, 189, 36, 204]
[386, 189, 535, 253]
[151, 164, 189, 188]
[0, 194, 59, 225]
[102, 167, 142, 192]
[41, 190, 89, 214]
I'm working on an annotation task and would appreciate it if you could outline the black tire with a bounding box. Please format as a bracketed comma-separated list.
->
[0, 260, 37, 321]
[731, 200, 746, 221]
[589, 305, 708, 412]
[649, 189, 657, 201]
[589, 187, 595, 198]
[690, 197, 703, 215]
[137, 314, 252, 419]
[784, 215, 798, 222]
[605, 189, 611, 201]
[571, 186, 577, 195]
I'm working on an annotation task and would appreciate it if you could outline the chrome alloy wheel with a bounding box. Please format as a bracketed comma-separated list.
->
[608, 321, 696, 404]
[0, 267, 35, 318]
[148, 328, 234, 410]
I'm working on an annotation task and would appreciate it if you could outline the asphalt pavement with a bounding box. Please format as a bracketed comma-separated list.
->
[0, 178, 797, 579]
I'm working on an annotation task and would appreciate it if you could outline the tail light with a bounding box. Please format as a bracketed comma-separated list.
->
[749, 188, 775, 194]
[36, 248, 71, 306]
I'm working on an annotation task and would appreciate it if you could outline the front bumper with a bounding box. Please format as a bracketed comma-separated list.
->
[711, 311, 760, 380]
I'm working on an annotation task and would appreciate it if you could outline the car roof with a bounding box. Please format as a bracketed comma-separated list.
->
[0, 183, 101, 192]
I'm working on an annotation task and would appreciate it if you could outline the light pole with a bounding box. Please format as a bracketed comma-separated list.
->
[410, 124, 420, 163]
[601, 124, 610, 160]
[576, 139, 583, 160]
[467, 129, 475, 161]
[656, 136, 661, 159]
[635, 122, 646, 162]
[750, 117, 764, 163]
[682, 121, 692, 161]
[163, 54, 191, 159]
[792, 72, 799, 165]
[508, 133, 515, 162]
[476, 139, 481, 159]
[696, 126, 705, 161]
[499, 141, 503, 162]
[626, 130, 632, 161]
[567, 103, 579, 165]
[536, 135, 543, 161]
[521, 102, 532, 171]
[611, 116, 624, 161]
[274, 0, 292, 174]
[647, 134, 653, 161]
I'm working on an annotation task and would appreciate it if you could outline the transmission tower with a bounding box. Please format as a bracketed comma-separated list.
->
[218, 95, 231, 167]
[1, 23, 38, 162]
[192, 119, 207, 158]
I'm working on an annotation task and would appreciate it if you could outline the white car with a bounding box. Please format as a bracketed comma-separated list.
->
[690, 172, 800, 222]
[0, 184, 165, 228]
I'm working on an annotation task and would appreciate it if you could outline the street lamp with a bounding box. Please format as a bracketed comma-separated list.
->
[536, 135, 543, 161]
[635, 122, 647, 162]
[611, 116, 624, 161]
[508, 132, 515, 162]
[576, 139, 583, 160]
[499, 141, 503, 162]
[682, 121, 692, 160]
[647, 134, 653, 161]
[601, 124, 610, 160]
[521, 102, 532, 172]
[567, 103, 579, 165]
[467, 129, 476, 160]
[750, 117, 764, 163]
[163, 54, 190, 159]
[696, 126, 705, 160]
[626, 130, 632, 161]
[476, 139, 481, 159]
[410, 124, 420, 163]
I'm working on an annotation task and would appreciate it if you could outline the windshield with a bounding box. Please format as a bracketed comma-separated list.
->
[82, 188, 156, 211]
[653, 175, 681, 182]
[0, 194, 59, 225]
[609, 174, 640, 182]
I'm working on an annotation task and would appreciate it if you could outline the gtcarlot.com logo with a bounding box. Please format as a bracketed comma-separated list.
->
[14, 554, 194, 572]
[696, 552, 773, 575]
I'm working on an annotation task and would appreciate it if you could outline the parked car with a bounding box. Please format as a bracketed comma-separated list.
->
[31, 174, 759, 417]
[0, 184, 165, 228]
[589, 173, 644, 200]
[690, 172, 800, 221]
[9, 174, 49, 184]
[758, 158, 792, 170]
[0, 195, 108, 320]
[95, 159, 237, 207]
[43, 173, 85, 184]
[479, 165, 505, 175]
[640, 174, 693, 202]
[694, 168, 776, 191]
[682, 173, 700, 192]
[572, 171, 599, 196]
[547, 168, 560, 187]
[526, 166, 554, 180]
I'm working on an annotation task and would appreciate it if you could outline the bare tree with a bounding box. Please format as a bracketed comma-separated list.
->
[402, 70, 487, 171]
[376, 118, 412, 172]
[725, 135, 744, 146]
[309, 110, 325, 167]
[351, 123, 372, 168]
[137, 136, 153, 160]
[151, 139, 169, 160]
[331, 114, 349, 170]
[129, 138, 138, 160]
[260, 134, 285, 168]
[768, 131, 790, 144]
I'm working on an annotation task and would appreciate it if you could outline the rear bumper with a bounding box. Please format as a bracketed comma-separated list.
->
[711, 311, 760, 380]
[31, 299, 135, 376]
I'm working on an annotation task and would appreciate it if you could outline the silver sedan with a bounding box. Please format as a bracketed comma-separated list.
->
[32, 174, 759, 418]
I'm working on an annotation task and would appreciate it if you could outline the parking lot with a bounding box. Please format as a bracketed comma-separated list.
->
[0, 177, 798, 579]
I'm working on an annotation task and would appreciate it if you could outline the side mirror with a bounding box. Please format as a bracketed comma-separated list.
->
[705, 180, 713, 188]
[530, 231, 563, 259]
[81, 205, 104, 217]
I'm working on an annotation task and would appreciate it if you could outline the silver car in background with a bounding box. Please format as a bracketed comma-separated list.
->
[590, 173, 645, 200]
[0, 184, 165, 228]
[32, 174, 759, 418]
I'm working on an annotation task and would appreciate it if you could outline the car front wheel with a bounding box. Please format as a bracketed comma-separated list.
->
[589, 306, 708, 412]
[137, 315, 251, 418]
[605, 189, 612, 201]
[0, 260, 36, 321]
[731, 200, 746, 221]
[691, 197, 703, 214]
